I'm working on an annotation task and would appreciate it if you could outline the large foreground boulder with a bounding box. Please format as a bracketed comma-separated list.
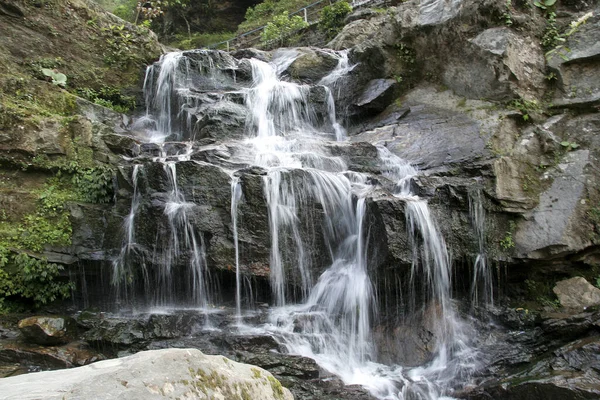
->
[0, 348, 294, 400]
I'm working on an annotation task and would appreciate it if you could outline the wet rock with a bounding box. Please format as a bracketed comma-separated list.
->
[553, 277, 600, 310]
[75, 98, 128, 130]
[238, 352, 320, 379]
[352, 89, 497, 171]
[0, 340, 103, 370]
[78, 312, 206, 350]
[469, 336, 600, 400]
[191, 100, 247, 141]
[18, 316, 77, 346]
[285, 48, 339, 83]
[101, 133, 139, 156]
[231, 48, 272, 63]
[0, 348, 293, 400]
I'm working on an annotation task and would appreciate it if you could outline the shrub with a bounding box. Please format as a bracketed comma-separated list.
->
[261, 12, 308, 44]
[319, 1, 352, 38]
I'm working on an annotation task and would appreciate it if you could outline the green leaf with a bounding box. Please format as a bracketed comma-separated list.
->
[52, 73, 67, 86]
[561, 141, 570, 147]
[41, 68, 54, 77]
[545, 0, 557, 6]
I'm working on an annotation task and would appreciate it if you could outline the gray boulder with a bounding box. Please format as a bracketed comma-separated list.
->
[515, 150, 593, 258]
[553, 277, 600, 309]
[0, 348, 293, 400]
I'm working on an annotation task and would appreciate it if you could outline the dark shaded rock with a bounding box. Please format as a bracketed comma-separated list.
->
[78, 312, 206, 349]
[0, 1, 25, 18]
[0, 340, 103, 370]
[238, 352, 320, 379]
[18, 316, 77, 346]
[101, 133, 139, 156]
[354, 79, 396, 113]
[191, 100, 247, 141]
[231, 48, 272, 63]
[468, 336, 600, 400]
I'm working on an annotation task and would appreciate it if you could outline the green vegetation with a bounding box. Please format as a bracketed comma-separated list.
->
[533, 0, 556, 10]
[41, 68, 67, 87]
[508, 98, 540, 122]
[239, 0, 311, 33]
[261, 12, 308, 45]
[524, 278, 560, 309]
[318, 1, 352, 38]
[502, 0, 513, 26]
[0, 249, 74, 311]
[170, 31, 235, 50]
[541, 11, 559, 50]
[76, 86, 135, 113]
[560, 140, 579, 151]
[500, 221, 516, 250]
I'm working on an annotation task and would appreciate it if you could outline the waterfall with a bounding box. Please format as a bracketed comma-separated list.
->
[378, 147, 477, 397]
[112, 164, 144, 302]
[117, 48, 485, 400]
[469, 188, 493, 307]
[158, 159, 210, 308]
[231, 175, 243, 319]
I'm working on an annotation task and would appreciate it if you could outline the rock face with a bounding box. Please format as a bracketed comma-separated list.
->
[547, 8, 600, 108]
[18, 316, 77, 346]
[0, 348, 293, 400]
[553, 277, 600, 309]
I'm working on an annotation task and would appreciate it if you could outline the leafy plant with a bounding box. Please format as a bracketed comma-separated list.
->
[72, 167, 114, 203]
[533, 0, 556, 10]
[239, 0, 311, 32]
[500, 221, 516, 250]
[0, 248, 74, 311]
[508, 98, 540, 121]
[261, 12, 308, 44]
[76, 86, 135, 113]
[318, 1, 352, 38]
[41, 68, 67, 87]
[503, 0, 513, 26]
[560, 140, 579, 151]
[542, 11, 560, 50]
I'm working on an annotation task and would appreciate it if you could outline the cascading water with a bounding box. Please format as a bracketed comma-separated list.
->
[116, 48, 487, 399]
[113, 164, 144, 302]
[468, 189, 493, 307]
[158, 157, 210, 308]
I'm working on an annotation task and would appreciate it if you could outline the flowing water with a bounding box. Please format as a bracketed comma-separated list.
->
[114, 48, 487, 399]
[469, 189, 493, 307]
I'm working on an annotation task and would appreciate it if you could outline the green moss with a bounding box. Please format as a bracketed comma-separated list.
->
[267, 376, 285, 400]
[251, 367, 263, 379]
